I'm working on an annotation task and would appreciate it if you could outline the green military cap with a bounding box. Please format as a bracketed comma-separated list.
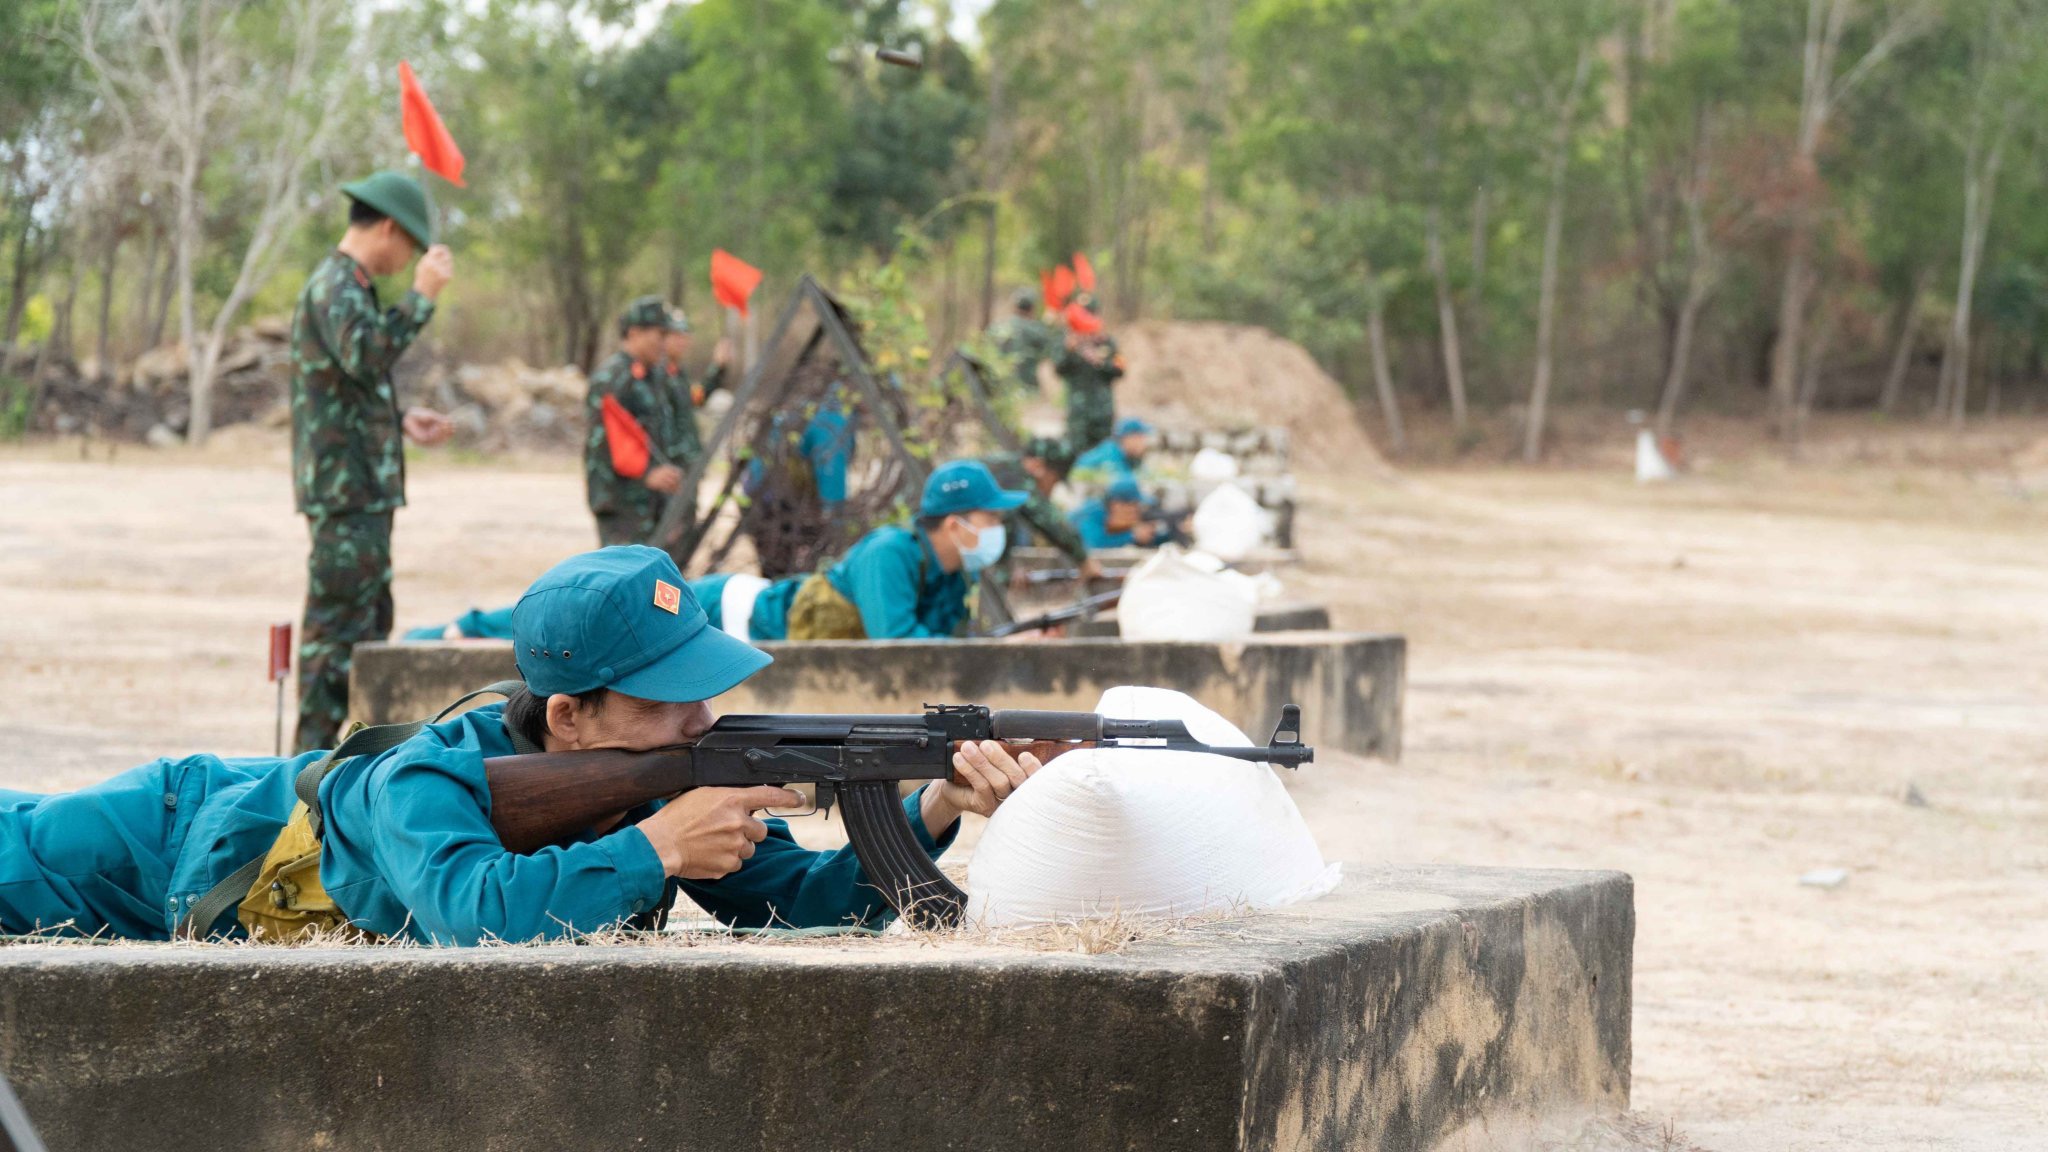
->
[340, 170, 436, 249]
[1023, 434, 1077, 476]
[618, 295, 672, 335]
[665, 306, 691, 334]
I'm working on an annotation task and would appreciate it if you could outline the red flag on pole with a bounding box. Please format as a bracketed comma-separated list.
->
[267, 622, 293, 683]
[600, 394, 654, 479]
[1048, 266, 1076, 312]
[1072, 252, 1096, 293]
[710, 249, 764, 317]
[1063, 301, 1103, 335]
[399, 61, 466, 188]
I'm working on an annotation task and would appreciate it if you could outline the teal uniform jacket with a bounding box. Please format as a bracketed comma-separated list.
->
[403, 605, 517, 641]
[1072, 438, 1140, 484]
[827, 525, 971, 639]
[0, 704, 953, 943]
[689, 574, 805, 643]
[1069, 499, 1138, 550]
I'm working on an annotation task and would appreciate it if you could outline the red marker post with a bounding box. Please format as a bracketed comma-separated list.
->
[268, 622, 293, 755]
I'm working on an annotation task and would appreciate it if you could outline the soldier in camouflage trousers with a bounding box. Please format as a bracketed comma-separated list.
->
[1056, 295, 1124, 453]
[586, 297, 696, 547]
[289, 171, 454, 753]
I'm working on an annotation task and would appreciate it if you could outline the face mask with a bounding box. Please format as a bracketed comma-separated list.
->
[957, 519, 1007, 574]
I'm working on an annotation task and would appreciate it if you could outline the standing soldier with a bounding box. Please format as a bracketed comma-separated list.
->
[289, 170, 455, 753]
[587, 296, 690, 547]
[659, 306, 735, 467]
[1055, 295, 1123, 452]
[986, 288, 1054, 394]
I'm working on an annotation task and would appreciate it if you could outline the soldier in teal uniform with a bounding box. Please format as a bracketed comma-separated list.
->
[0, 547, 1040, 943]
[1069, 475, 1182, 551]
[288, 170, 456, 753]
[690, 460, 1029, 642]
[586, 297, 694, 547]
[1071, 416, 1155, 490]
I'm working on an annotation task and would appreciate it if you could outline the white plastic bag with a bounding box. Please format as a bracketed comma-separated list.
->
[964, 686, 1340, 926]
[1116, 546, 1257, 641]
[1190, 481, 1272, 561]
[1635, 428, 1675, 483]
[1189, 446, 1241, 483]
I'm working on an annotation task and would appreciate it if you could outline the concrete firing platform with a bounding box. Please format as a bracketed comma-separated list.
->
[352, 630, 1405, 759]
[0, 865, 1630, 1152]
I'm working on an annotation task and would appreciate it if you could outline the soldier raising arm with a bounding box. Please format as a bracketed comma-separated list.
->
[289, 171, 456, 753]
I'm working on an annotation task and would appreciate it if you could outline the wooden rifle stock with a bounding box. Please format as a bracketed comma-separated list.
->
[481, 741, 1090, 857]
[484, 747, 700, 855]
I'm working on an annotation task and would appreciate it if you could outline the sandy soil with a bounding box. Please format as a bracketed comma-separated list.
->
[2, 418, 2045, 1150]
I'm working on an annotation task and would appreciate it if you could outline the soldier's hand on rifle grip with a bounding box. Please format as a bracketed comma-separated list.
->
[637, 785, 801, 880]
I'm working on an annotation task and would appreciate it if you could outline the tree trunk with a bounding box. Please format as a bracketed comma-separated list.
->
[1363, 257, 1405, 454]
[1795, 300, 1834, 443]
[1523, 48, 1592, 464]
[1768, 227, 1815, 434]
[1878, 266, 1928, 414]
[1467, 180, 1490, 365]
[1941, 119, 2006, 429]
[1425, 202, 1469, 431]
[95, 228, 121, 381]
[1655, 271, 1709, 437]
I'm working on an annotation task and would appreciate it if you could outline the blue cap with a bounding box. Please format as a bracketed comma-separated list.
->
[920, 460, 1030, 518]
[1105, 476, 1145, 504]
[511, 546, 772, 702]
[1114, 416, 1154, 437]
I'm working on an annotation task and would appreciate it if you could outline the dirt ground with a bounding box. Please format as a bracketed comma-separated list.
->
[3, 415, 2045, 1151]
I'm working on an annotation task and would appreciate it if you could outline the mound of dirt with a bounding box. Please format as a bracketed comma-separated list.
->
[1114, 321, 1390, 476]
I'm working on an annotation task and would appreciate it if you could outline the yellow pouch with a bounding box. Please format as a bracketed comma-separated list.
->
[785, 573, 867, 641]
[235, 802, 368, 943]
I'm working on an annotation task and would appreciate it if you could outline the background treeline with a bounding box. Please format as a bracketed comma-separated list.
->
[5, 0, 2048, 452]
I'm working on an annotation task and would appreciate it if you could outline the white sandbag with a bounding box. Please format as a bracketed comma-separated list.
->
[1189, 446, 1241, 483]
[965, 686, 1340, 927]
[1116, 546, 1256, 641]
[1190, 481, 1271, 561]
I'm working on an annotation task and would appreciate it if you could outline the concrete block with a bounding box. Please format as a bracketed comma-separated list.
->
[351, 631, 1404, 759]
[0, 865, 1631, 1152]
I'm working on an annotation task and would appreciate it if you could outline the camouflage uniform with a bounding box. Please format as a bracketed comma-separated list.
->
[987, 314, 1056, 393]
[1057, 334, 1124, 452]
[289, 250, 435, 752]
[977, 452, 1089, 566]
[586, 350, 690, 547]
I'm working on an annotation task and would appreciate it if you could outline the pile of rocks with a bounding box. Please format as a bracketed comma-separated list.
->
[32, 318, 294, 442]
[24, 320, 595, 452]
[430, 359, 589, 452]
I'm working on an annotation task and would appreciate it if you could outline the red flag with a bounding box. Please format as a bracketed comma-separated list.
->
[601, 394, 653, 479]
[267, 622, 292, 683]
[1048, 266, 1076, 312]
[399, 62, 465, 187]
[710, 249, 764, 317]
[1073, 252, 1096, 293]
[1063, 301, 1103, 335]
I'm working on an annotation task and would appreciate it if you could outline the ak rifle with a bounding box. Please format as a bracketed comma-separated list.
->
[982, 588, 1123, 638]
[483, 703, 1313, 928]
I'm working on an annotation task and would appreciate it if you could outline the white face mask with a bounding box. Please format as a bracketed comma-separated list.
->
[957, 518, 1008, 574]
